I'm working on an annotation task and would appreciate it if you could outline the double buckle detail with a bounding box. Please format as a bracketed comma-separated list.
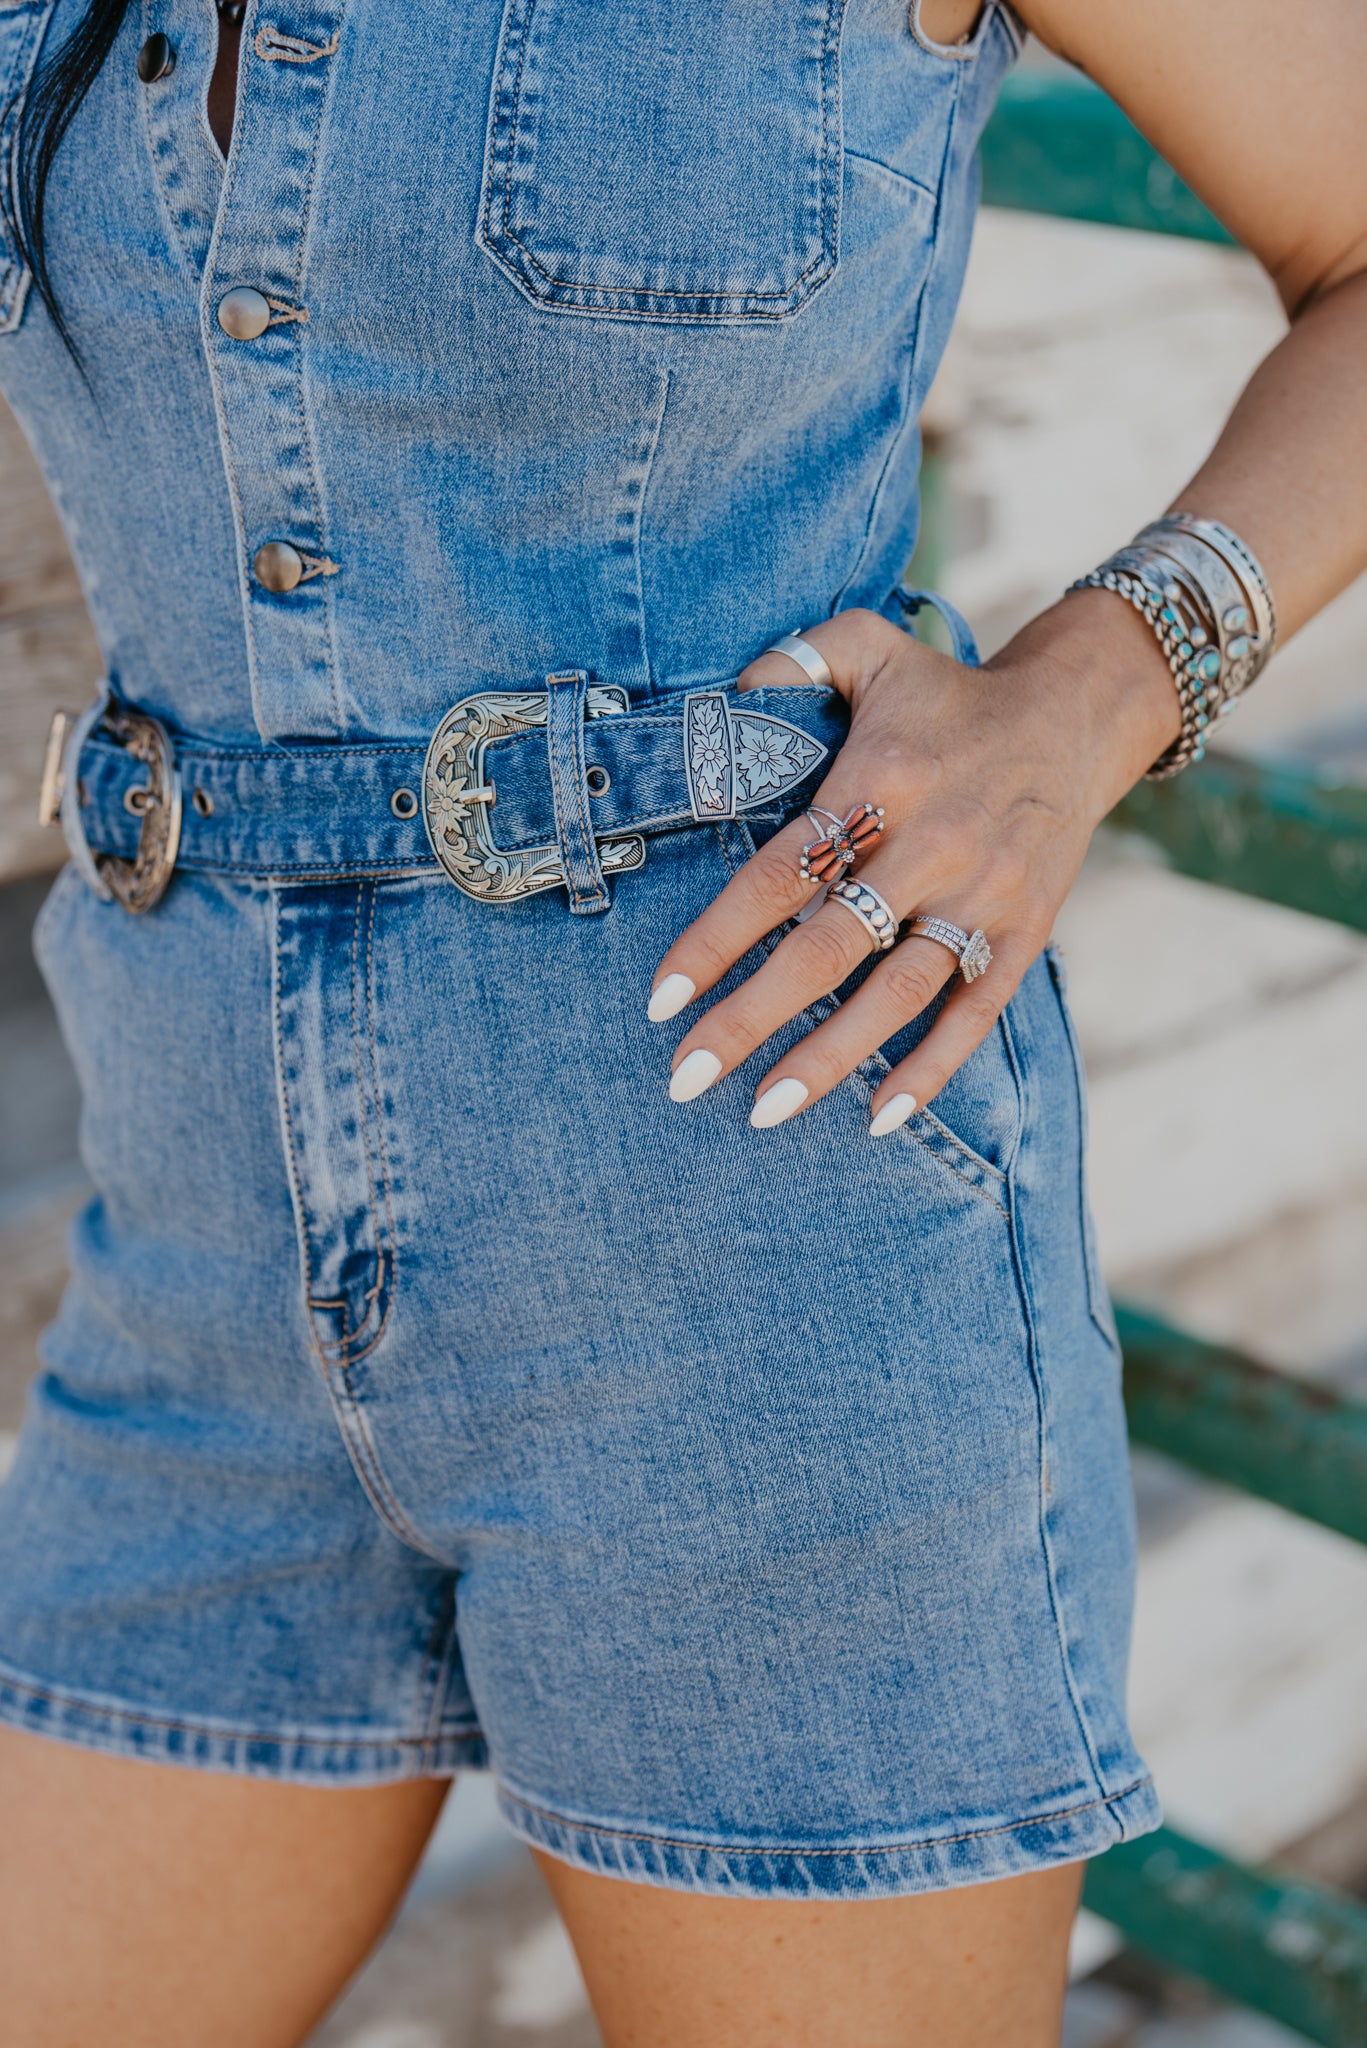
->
[422, 686, 645, 904]
[41, 703, 182, 915]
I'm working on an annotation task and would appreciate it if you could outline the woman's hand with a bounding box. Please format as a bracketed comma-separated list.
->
[649, 592, 1181, 1132]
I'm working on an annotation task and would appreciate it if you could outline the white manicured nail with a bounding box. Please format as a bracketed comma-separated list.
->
[750, 1077, 810, 1129]
[648, 972, 696, 1023]
[669, 1049, 723, 1102]
[869, 1092, 917, 1137]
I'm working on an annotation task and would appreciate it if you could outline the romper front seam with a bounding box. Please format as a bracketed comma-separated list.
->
[268, 883, 449, 1566]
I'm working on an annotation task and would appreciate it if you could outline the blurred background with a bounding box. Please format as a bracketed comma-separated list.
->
[2, 43, 1365, 2048]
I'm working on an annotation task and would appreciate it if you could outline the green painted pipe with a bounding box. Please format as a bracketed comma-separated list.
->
[980, 71, 1236, 245]
[1084, 1825, 1367, 2046]
[964, 73, 1367, 2045]
[1110, 753, 1367, 935]
[1116, 1306, 1367, 1547]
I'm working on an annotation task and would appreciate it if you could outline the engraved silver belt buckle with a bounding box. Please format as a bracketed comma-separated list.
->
[422, 686, 646, 904]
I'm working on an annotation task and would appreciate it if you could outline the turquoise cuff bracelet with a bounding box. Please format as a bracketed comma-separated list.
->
[1070, 514, 1276, 779]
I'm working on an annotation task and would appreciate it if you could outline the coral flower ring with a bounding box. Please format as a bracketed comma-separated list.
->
[799, 802, 885, 885]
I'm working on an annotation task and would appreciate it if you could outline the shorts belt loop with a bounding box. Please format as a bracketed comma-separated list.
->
[545, 669, 611, 915]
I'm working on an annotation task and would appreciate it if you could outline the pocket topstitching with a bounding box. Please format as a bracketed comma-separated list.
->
[477, 0, 846, 322]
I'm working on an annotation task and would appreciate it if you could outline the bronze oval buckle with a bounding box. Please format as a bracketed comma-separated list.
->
[98, 706, 183, 914]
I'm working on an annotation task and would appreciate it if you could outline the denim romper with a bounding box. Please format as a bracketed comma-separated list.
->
[0, 0, 1160, 1894]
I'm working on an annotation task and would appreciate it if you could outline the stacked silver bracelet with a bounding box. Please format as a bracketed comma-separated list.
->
[1070, 514, 1276, 779]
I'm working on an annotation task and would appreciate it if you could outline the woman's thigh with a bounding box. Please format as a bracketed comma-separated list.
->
[0, 1728, 449, 2048]
[539, 1851, 1084, 2048]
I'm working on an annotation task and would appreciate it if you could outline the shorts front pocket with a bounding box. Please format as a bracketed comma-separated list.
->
[477, 0, 846, 323]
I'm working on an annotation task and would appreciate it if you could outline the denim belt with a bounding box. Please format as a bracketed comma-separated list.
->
[42, 674, 846, 916]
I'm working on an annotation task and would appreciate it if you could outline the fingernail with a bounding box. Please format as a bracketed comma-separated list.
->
[869, 1092, 917, 1137]
[648, 972, 696, 1023]
[669, 1048, 723, 1103]
[750, 1077, 810, 1129]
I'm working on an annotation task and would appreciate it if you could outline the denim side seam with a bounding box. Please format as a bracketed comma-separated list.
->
[1045, 945, 1123, 1357]
[997, 1003, 1122, 1816]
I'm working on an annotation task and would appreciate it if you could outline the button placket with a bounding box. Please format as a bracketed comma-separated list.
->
[201, 0, 345, 741]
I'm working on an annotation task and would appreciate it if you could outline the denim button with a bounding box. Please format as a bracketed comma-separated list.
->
[136, 33, 176, 82]
[217, 288, 271, 340]
[253, 542, 304, 593]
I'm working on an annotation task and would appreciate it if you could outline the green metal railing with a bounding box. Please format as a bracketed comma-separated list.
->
[976, 74, 1367, 2047]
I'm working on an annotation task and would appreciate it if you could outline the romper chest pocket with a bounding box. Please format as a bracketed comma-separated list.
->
[477, 0, 846, 323]
[0, 0, 57, 334]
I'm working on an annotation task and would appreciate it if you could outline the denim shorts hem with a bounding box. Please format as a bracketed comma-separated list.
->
[0, 1661, 488, 1783]
[495, 1774, 1163, 1900]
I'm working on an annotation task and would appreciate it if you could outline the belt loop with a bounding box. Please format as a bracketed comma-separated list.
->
[545, 670, 611, 915]
[894, 586, 981, 667]
[59, 682, 115, 900]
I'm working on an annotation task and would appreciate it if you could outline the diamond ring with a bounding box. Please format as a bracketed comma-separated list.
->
[908, 916, 992, 982]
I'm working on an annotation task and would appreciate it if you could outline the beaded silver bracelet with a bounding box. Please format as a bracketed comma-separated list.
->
[1070, 515, 1275, 779]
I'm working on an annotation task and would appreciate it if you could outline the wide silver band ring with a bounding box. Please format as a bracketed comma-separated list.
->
[829, 878, 899, 953]
[909, 916, 992, 982]
[765, 630, 834, 690]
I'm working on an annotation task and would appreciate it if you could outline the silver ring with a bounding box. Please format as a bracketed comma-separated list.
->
[829, 878, 899, 952]
[764, 630, 834, 690]
[798, 801, 884, 884]
[909, 916, 992, 982]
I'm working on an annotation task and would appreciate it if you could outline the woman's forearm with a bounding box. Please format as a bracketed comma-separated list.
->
[984, 260, 1367, 815]
[1169, 265, 1367, 639]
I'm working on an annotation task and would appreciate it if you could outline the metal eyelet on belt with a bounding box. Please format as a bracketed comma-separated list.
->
[390, 787, 419, 819]
[585, 764, 611, 797]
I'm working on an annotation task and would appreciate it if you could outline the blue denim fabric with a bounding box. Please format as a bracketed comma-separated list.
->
[0, 0, 1160, 1894]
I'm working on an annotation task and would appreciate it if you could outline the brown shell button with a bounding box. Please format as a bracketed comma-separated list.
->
[253, 542, 304, 593]
[217, 288, 271, 340]
[136, 33, 176, 82]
